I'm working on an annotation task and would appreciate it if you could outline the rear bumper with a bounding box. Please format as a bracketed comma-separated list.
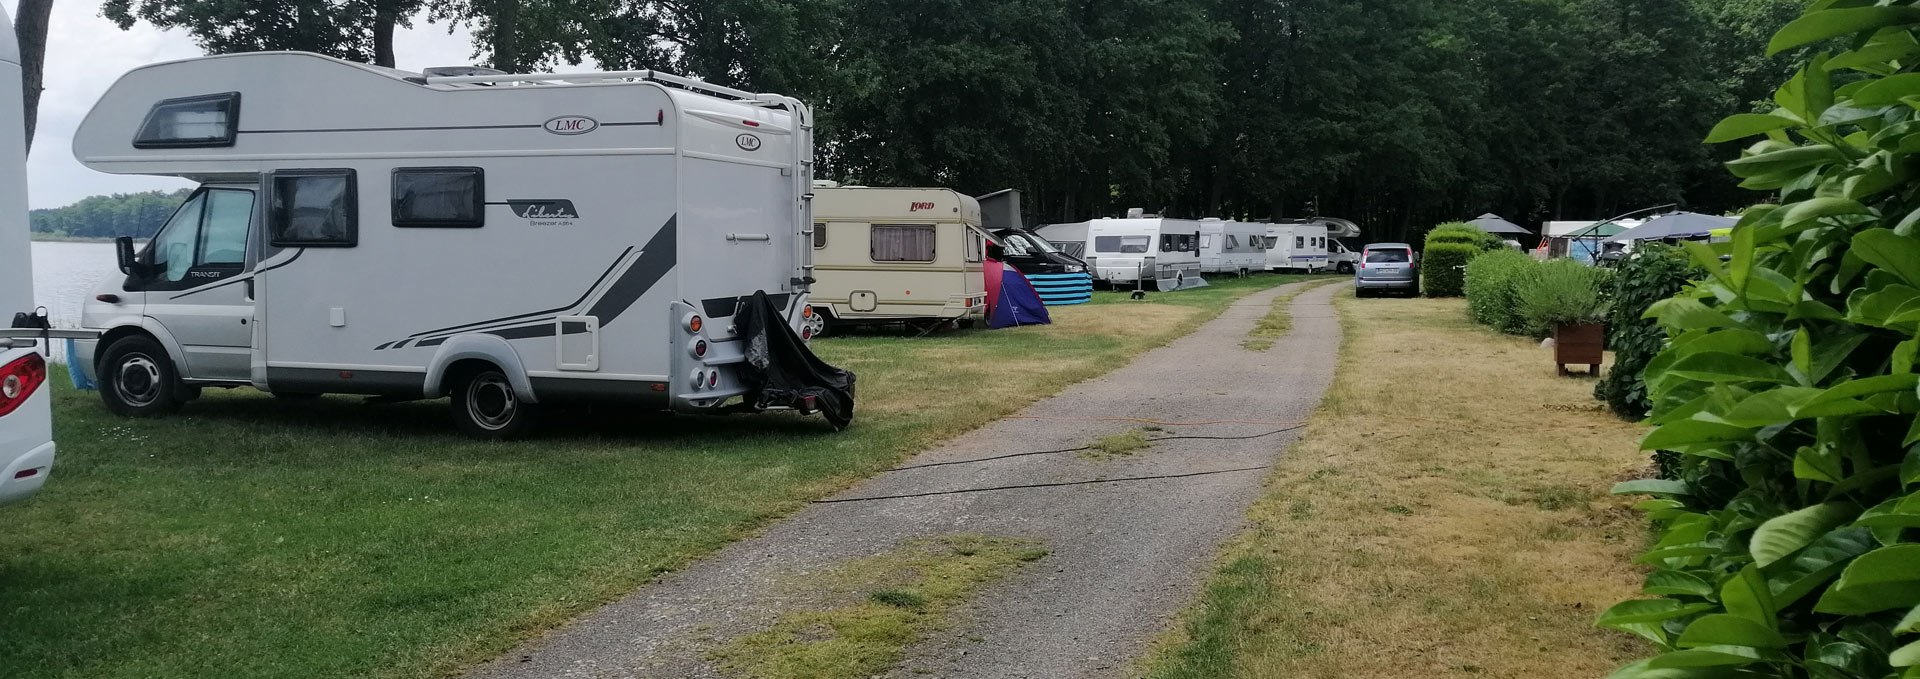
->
[1356, 277, 1417, 290]
[0, 440, 55, 506]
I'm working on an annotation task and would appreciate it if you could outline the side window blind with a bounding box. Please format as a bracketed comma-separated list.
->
[269, 169, 358, 247]
[393, 167, 484, 228]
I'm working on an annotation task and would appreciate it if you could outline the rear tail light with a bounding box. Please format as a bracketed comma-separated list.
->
[0, 353, 47, 418]
[684, 314, 704, 334]
[708, 371, 719, 388]
[690, 339, 709, 359]
[800, 326, 813, 341]
[692, 369, 707, 390]
[802, 305, 814, 319]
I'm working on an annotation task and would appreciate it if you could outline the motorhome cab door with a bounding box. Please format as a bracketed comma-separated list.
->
[121, 185, 258, 381]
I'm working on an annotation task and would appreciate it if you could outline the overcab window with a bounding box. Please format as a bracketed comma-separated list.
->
[393, 167, 484, 228]
[269, 169, 358, 247]
[134, 92, 240, 148]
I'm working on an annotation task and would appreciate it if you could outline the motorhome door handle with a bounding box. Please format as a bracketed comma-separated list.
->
[727, 233, 772, 242]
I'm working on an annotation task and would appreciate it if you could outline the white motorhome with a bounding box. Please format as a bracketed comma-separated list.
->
[1036, 215, 1203, 290]
[0, 6, 55, 504]
[1198, 219, 1267, 276]
[808, 184, 987, 329]
[71, 52, 846, 437]
[1265, 222, 1330, 272]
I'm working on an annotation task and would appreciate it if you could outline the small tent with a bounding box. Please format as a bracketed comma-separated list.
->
[983, 260, 1051, 329]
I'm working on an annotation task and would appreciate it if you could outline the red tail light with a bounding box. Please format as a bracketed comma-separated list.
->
[0, 353, 47, 418]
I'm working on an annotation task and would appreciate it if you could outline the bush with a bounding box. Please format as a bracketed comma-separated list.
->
[1511, 259, 1610, 337]
[1604, 10, 1920, 677]
[1420, 242, 1480, 297]
[1592, 244, 1699, 419]
[1463, 249, 1536, 331]
[1422, 222, 1500, 297]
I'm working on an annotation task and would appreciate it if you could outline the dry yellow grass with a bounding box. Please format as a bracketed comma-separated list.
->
[1144, 293, 1653, 679]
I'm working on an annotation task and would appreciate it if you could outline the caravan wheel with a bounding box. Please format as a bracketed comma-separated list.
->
[451, 368, 537, 439]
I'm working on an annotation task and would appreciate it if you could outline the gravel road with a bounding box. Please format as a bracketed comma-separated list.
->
[466, 279, 1344, 679]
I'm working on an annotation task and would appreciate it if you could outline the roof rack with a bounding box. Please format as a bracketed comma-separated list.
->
[421, 69, 788, 107]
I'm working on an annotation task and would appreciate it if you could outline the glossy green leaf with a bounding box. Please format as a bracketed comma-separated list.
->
[1677, 614, 1790, 649]
[1666, 352, 1797, 384]
[1896, 604, 1920, 634]
[1896, 639, 1920, 668]
[1722, 565, 1778, 629]
[1599, 599, 1718, 627]
[1857, 229, 1920, 288]
[1706, 113, 1804, 143]
[1615, 479, 1695, 496]
[1771, 7, 1920, 56]
[1647, 645, 1769, 668]
[1855, 72, 1920, 107]
[1816, 544, 1920, 614]
[1752, 502, 1862, 566]
[1642, 419, 1755, 452]
[1646, 570, 1717, 598]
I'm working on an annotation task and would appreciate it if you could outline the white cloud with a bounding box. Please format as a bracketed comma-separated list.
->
[24, 5, 487, 208]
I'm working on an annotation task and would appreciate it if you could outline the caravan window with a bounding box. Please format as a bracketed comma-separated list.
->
[813, 223, 826, 248]
[1200, 234, 1214, 250]
[134, 92, 240, 149]
[392, 167, 484, 228]
[871, 224, 936, 262]
[965, 229, 984, 263]
[1264, 236, 1278, 248]
[269, 169, 358, 247]
[1095, 235, 1150, 253]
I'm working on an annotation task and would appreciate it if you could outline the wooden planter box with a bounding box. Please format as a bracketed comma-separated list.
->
[1554, 322, 1605, 376]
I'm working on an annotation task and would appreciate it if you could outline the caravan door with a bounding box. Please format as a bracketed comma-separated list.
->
[126, 186, 258, 381]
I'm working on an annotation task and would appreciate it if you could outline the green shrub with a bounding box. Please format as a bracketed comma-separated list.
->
[1463, 249, 1537, 331]
[1420, 242, 1480, 297]
[1592, 244, 1699, 419]
[1511, 259, 1609, 337]
[1604, 10, 1920, 678]
[1426, 222, 1508, 250]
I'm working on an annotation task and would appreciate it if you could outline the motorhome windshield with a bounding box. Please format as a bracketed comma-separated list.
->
[1096, 235, 1151, 254]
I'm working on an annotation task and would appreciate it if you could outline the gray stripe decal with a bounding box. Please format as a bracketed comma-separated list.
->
[585, 215, 677, 326]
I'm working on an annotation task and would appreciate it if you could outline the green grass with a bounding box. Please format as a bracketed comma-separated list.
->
[1241, 278, 1344, 351]
[1083, 429, 1152, 459]
[0, 273, 1310, 679]
[708, 535, 1045, 679]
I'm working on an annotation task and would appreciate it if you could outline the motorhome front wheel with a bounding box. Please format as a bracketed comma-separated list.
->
[97, 335, 185, 417]
[450, 368, 536, 439]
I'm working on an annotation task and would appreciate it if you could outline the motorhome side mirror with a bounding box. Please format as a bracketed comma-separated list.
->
[115, 236, 138, 275]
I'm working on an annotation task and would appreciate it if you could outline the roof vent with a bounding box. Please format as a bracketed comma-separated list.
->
[1126, 207, 1145, 219]
[423, 66, 508, 78]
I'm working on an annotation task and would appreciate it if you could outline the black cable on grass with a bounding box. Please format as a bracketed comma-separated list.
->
[884, 425, 1307, 473]
[812, 466, 1274, 504]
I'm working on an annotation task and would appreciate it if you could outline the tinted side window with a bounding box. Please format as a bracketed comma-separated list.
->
[393, 167, 484, 228]
[134, 92, 240, 149]
[270, 170, 357, 247]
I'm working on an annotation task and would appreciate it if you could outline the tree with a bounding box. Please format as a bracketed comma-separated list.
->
[102, 0, 422, 67]
[15, 0, 51, 152]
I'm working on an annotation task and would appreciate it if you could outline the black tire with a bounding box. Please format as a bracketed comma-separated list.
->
[1337, 262, 1354, 274]
[97, 335, 184, 417]
[450, 367, 537, 440]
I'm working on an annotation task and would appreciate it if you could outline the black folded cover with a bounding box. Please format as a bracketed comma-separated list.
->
[735, 291, 857, 430]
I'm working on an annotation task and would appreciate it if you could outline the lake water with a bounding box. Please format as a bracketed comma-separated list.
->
[29, 240, 121, 330]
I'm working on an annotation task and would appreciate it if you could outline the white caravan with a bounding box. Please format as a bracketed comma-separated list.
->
[71, 52, 844, 437]
[809, 183, 987, 329]
[1265, 222, 1330, 272]
[0, 6, 56, 504]
[1036, 215, 1204, 290]
[1198, 219, 1267, 276]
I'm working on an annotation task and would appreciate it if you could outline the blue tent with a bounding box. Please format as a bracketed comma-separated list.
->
[990, 267, 1052, 329]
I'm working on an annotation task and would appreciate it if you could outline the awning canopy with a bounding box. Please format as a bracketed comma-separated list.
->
[1467, 213, 1531, 235]
[1605, 212, 1738, 243]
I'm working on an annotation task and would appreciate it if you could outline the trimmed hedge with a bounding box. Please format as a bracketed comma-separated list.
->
[1463, 249, 1536, 332]
[1592, 243, 1698, 419]
[1422, 222, 1501, 297]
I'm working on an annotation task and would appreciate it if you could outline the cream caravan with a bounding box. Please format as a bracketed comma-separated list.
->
[808, 184, 987, 329]
[69, 52, 852, 436]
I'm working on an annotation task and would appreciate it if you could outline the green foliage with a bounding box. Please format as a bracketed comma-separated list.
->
[29, 189, 190, 239]
[1512, 259, 1611, 335]
[1606, 7, 1920, 677]
[1464, 249, 1538, 331]
[1595, 244, 1703, 419]
[1422, 223, 1499, 297]
[1421, 243, 1480, 298]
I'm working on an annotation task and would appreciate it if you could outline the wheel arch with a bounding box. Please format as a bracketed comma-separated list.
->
[422, 334, 538, 403]
[96, 320, 187, 375]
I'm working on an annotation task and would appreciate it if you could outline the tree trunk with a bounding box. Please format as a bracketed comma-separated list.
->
[490, 0, 519, 72]
[15, 0, 53, 153]
[373, 1, 396, 68]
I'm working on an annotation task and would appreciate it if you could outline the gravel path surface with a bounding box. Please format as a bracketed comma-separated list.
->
[466, 280, 1344, 679]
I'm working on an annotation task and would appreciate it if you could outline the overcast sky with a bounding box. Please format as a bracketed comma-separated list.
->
[27, 5, 488, 208]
